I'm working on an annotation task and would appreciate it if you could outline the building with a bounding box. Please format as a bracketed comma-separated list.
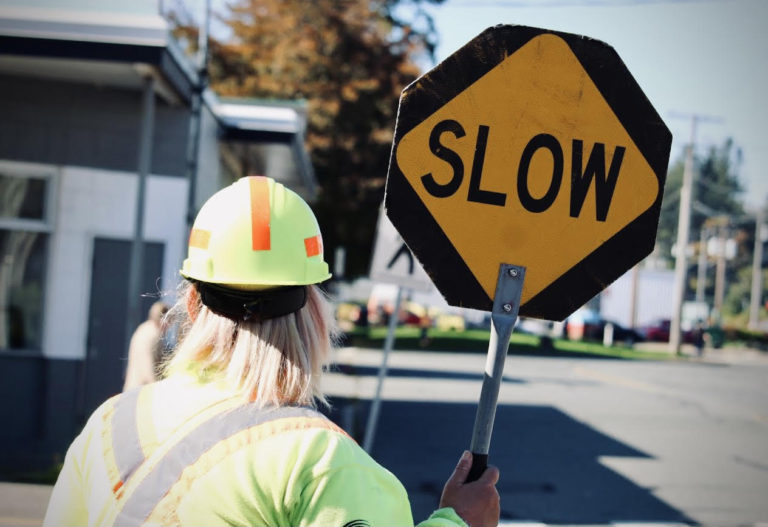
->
[0, 0, 317, 471]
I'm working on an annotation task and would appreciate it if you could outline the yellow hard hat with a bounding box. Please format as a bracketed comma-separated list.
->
[181, 176, 331, 288]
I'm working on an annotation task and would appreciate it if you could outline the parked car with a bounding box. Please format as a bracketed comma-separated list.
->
[641, 318, 671, 342]
[601, 319, 645, 345]
[640, 318, 695, 343]
[566, 308, 603, 340]
[566, 309, 644, 345]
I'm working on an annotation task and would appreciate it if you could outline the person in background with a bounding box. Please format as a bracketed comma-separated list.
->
[123, 300, 169, 390]
[692, 319, 706, 357]
[419, 312, 432, 347]
[44, 176, 500, 527]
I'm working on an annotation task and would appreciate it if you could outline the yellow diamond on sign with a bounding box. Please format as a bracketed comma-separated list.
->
[395, 33, 659, 307]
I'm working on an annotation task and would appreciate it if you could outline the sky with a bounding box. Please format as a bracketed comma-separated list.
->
[418, 0, 768, 209]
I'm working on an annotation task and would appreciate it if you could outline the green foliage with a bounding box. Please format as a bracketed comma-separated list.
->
[209, 0, 445, 277]
[657, 138, 745, 261]
[723, 265, 752, 316]
[721, 325, 768, 350]
[656, 139, 755, 319]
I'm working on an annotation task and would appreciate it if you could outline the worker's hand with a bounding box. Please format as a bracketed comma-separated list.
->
[439, 451, 500, 527]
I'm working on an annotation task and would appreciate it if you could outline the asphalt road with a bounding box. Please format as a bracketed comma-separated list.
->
[322, 347, 768, 526]
[3, 346, 766, 527]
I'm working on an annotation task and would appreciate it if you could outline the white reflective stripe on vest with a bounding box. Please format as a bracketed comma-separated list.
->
[112, 386, 145, 485]
[112, 403, 324, 527]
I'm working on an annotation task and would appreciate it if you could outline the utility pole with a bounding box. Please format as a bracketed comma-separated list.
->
[713, 222, 729, 314]
[669, 117, 697, 354]
[669, 112, 722, 354]
[696, 225, 708, 303]
[748, 206, 765, 330]
[184, 0, 211, 233]
[629, 264, 640, 328]
[125, 75, 156, 358]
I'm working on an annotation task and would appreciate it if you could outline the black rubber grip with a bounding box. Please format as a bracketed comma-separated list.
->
[466, 452, 488, 483]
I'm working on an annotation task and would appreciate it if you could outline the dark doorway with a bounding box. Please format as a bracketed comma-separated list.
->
[80, 237, 164, 420]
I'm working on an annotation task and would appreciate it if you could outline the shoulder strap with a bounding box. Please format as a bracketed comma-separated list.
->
[109, 401, 342, 527]
[101, 386, 150, 497]
[101, 384, 243, 498]
[111, 387, 145, 489]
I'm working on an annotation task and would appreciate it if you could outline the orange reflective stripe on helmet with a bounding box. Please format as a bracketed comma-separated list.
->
[304, 235, 322, 257]
[188, 229, 210, 250]
[249, 176, 271, 251]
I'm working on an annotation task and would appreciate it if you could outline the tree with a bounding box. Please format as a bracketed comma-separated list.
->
[208, 0, 445, 278]
[656, 138, 748, 314]
[723, 197, 768, 321]
[656, 138, 745, 262]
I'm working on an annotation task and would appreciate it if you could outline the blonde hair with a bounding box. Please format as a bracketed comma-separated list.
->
[164, 282, 338, 408]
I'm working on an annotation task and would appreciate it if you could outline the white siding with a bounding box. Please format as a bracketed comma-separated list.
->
[599, 268, 675, 328]
[43, 167, 187, 359]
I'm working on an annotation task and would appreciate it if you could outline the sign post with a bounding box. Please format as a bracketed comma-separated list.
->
[364, 206, 432, 453]
[385, 25, 671, 477]
[362, 284, 403, 453]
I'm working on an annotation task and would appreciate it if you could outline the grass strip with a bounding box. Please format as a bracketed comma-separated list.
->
[342, 326, 677, 361]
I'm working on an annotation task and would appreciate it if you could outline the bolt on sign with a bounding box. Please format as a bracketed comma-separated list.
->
[385, 25, 672, 320]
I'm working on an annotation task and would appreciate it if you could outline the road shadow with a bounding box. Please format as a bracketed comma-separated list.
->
[322, 398, 696, 525]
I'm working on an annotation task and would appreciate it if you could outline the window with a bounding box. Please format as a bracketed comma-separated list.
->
[0, 165, 54, 352]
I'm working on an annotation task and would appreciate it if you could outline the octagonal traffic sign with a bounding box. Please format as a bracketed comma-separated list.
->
[385, 25, 671, 321]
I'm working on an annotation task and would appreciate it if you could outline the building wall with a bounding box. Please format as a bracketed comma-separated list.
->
[194, 101, 223, 212]
[44, 166, 188, 360]
[0, 166, 189, 471]
[0, 75, 190, 177]
[599, 267, 675, 328]
[0, 163, 188, 473]
[0, 355, 80, 472]
[0, 75, 191, 472]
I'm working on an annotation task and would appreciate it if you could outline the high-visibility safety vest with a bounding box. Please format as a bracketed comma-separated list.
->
[44, 373, 467, 527]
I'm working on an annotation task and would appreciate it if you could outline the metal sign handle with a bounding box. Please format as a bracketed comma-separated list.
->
[467, 263, 525, 482]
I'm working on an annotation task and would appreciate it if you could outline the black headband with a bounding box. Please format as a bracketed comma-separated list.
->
[193, 281, 308, 321]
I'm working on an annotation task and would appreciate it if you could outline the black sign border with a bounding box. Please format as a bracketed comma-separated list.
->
[385, 24, 671, 320]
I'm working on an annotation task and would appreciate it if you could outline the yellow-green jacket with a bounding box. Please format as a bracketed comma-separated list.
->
[43, 373, 466, 527]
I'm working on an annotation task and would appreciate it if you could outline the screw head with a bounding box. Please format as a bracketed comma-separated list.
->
[503, 303, 513, 312]
[508, 268, 519, 277]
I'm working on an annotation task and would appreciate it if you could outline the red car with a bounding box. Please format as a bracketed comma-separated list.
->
[641, 318, 695, 343]
[642, 318, 671, 342]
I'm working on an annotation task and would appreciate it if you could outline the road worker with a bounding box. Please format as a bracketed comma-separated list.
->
[43, 176, 500, 527]
[123, 301, 169, 391]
